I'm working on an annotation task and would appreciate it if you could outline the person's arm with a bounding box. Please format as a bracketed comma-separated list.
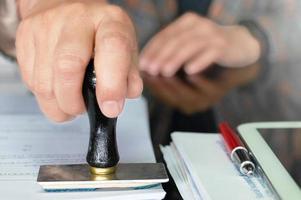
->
[140, 0, 301, 78]
[139, 13, 261, 76]
[209, 0, 301, 72]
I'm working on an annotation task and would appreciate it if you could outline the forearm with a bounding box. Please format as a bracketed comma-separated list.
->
[212, 0, 301, 64]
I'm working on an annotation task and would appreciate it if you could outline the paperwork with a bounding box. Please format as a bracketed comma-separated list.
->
[0, 97, 166, 199]
[161, 132, 277, 200]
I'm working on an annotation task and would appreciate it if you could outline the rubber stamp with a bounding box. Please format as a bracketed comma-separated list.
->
[37, 60, 168, 191]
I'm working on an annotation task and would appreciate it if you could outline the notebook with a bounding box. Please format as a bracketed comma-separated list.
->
[161, 132, 278, 200]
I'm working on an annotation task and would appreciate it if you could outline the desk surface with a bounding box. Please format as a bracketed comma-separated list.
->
[143, 72, 218, 199]
[0, 56, 288, 200]
[0, 56, 220, 200]
[141, 64, 291, 199]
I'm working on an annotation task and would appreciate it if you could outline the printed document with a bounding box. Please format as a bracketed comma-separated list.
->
[0, 97, 165, 200]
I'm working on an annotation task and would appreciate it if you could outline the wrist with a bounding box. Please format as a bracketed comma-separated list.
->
[221, 25, 261, 67]
[238, 25, 261, 64]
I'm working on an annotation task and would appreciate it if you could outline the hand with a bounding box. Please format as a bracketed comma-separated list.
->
[143, 64, 260, 114]
[140, 12, 261, 77]
[16, 0, 143, 121]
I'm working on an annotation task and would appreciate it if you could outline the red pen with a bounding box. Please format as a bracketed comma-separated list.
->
[219, 122, 255, 176]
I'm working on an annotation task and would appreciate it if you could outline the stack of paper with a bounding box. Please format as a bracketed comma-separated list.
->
[161, 132, 278, 200]
[0, 55, 166, 199]
[0, 97, 166, 200]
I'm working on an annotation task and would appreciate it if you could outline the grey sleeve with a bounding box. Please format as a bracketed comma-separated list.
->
[237, 0, 301, 65]
[214, 0, 301, 125]
[0, 0, 19, 59]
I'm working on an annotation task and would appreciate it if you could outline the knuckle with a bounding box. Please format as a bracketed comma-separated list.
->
[38, 10, 56, 26]
[64, 104, 84, 115]
[34, 82, 54, 99]
[63, 2, 88, 16]
[106, 5, 128, 21]
[97, 83, 126, 101]
[56, 54, 86, 77]
[29, 12, 56, 34]
[204, 20, 220, 33]
[102, 33, 133, 52]
[196, 17, 213, 28]
[183, 12, 198, 21]
[197, 21, 216, 36]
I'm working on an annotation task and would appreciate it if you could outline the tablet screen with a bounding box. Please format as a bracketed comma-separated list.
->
[258, 128, 301, 188]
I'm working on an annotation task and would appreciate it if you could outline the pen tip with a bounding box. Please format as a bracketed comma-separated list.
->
[247, 170, 254, 176]
[242, 165, 255, 176]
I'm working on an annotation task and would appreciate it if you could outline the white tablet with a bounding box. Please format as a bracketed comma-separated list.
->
[238, 122, 301, 200]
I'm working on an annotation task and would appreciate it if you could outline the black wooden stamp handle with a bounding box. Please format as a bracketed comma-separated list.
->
[82, 60, 119, 169]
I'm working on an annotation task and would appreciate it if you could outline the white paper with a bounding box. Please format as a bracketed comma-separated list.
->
[0, 97, 165, 200]
[161, 132, 277, 200]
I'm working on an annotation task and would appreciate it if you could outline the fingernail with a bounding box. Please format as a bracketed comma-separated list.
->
[101, 100, 124, 118]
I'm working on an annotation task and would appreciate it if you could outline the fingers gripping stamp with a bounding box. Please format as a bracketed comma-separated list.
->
[37, 60, 168, 191]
